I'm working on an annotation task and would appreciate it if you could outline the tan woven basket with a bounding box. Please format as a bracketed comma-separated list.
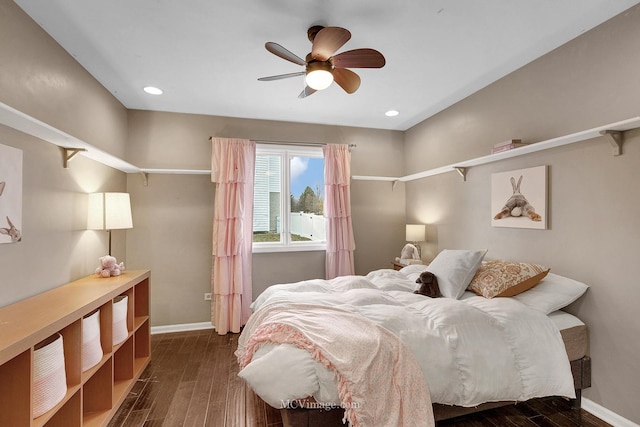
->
[82, 309, 103, 372]
[33, 333, 67, 418]
[113, 295, 129, 345]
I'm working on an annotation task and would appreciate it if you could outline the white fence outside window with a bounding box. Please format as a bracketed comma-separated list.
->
[290, 212, 326, 241]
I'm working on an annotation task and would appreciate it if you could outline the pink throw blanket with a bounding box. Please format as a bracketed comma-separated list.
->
[236, 303, 435, 427]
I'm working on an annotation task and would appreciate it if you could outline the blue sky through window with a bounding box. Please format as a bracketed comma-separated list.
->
[290, 157, 324, 199]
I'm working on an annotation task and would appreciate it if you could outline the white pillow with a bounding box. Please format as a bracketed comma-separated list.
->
[399, 264, 429, 283]
[513, 272, 589, 314]
[399, 264, 429, 275]
[426, 249, 487, 299]
[238, 344, 319, 408]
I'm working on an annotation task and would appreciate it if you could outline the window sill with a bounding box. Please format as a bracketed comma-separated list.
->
[253, 243, 327, 254]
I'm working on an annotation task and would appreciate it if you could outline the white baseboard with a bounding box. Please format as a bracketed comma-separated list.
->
[151, 322, 215, 335]
[583, 398, 640, 427]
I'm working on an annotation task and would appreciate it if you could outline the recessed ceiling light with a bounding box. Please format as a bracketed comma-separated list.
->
[143, 86, 163, 95]
[385, 110, 399, 117]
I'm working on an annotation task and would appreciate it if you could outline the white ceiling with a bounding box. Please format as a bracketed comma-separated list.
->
[14, 0, 640, 131]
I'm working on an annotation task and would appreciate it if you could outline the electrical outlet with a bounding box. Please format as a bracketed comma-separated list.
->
[204, 292, 212, 301]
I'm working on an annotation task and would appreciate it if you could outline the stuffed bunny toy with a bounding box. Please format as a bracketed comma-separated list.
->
[493, 175, 542, 221]
[414, 271, 442, 298]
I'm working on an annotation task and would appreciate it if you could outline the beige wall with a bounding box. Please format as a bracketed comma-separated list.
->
[0, 0, 129, 305]
[125, 173, 215, 326]
[0, 124, 128, 305]
[125, 110, 406, 326]
[404, 5, 640, 423]
[0, 0, 128, 158]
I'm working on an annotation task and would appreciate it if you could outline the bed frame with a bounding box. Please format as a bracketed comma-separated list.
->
[279, 356, 591, 426]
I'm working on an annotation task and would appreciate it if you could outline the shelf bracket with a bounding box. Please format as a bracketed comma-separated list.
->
[454, 167, 468, 181]
[600, 130, 624, 156]
[61, 147, 86, 168]
[140, 172, 149, 187]
[392, 180, 400, 191]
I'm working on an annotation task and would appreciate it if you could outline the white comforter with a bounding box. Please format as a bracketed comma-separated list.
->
[238, 268, 575, 409]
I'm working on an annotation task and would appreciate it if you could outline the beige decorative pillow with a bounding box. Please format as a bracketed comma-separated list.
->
[469, 260, 550, 298]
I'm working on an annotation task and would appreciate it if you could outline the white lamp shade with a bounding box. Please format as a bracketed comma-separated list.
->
[406, 224, 425, 242]
[87, 192, 133, 230]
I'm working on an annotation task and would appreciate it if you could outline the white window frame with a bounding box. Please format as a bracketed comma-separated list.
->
[253, 144, 326, 253]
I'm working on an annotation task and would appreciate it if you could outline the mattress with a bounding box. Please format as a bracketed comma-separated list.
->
[549, 310, 588, 362]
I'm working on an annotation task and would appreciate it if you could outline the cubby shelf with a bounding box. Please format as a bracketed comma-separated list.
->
[0, 270, 151, 427]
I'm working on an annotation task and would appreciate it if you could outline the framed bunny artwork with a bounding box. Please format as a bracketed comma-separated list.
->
[0, 144, 23, 244]
[491, 165, 547, 230]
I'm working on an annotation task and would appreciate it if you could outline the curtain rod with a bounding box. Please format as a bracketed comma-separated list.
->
[208, 137, 356, 149]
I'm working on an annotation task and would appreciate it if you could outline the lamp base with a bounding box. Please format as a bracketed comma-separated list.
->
[410, 242, 422, 260]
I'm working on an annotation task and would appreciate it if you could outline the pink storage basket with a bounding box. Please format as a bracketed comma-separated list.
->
[81, 309, 103, 372]
[113, 295, 129, 345]
[33, 333, 67, 418]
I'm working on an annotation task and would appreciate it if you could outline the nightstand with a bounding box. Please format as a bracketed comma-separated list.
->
[392, 261, 405, 271]
[392, 261, 427, 271]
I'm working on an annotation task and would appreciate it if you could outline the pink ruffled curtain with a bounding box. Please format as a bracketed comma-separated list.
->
[323, 144, 355, 279]
[211, 138, 255, 335]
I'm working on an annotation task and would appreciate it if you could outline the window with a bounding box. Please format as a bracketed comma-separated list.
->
[253, 144, 325, 252]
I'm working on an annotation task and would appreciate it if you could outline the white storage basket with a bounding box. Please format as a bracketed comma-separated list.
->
[33, 333, 67, 418]
[82, 309, 103, 372]
[113, 295, 129, 345]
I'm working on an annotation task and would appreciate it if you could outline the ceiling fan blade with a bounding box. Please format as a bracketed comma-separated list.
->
[331, 48, 386, 69]
[298, 86, 317, 99]
[265, 42, 306, 66]
[333, 68, 361, 94]
[311, 27, 351, 61]
[258, 71, 305, 81]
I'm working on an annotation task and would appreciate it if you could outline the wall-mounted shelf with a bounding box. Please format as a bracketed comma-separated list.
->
[352, 116, 640, 183]
[2, 101, 638, 184]
[138, 169, 210, 186]
[0, 102, 214, 184]
[0, 102, 141, 173]
[140, 168, 210, 175]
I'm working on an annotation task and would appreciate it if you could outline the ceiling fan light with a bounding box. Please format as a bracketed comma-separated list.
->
[305, 69, 333, 90]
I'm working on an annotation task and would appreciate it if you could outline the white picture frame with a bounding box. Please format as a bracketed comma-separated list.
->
[491, 165, 547, 230]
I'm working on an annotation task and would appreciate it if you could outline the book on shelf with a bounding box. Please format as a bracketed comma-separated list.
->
[491, 141, 530, 154]
[493, 139, 522, 148]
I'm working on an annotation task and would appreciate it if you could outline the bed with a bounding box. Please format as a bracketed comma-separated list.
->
[235, 250, 590, 427]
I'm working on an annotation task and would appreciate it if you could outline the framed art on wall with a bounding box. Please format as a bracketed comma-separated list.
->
[491, 165, 547, 230]
[0, 144, 23, 243]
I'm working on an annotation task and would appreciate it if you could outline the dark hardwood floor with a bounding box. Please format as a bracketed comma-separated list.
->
[109, 329, 611, 427]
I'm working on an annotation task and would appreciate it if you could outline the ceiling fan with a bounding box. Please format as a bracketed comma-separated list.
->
[258, 26, 386, 98]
